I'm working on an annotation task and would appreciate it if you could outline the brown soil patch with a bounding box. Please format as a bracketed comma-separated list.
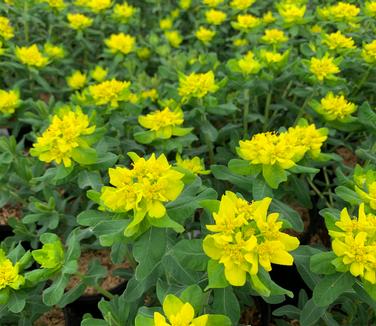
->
[66, 249, 129, 295]
[0, 204, 22, 225]
[336, 147, 357, 167]
[34, 307, 64, 326]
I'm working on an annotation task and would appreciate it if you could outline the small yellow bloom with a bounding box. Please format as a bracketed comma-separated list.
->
[67, 13, 93, 30]
[0, 17, 14, 40]
[141, 89, 158, 101]
[88, 79, 130, 108]
[165, 30, 183, 48]
[42, 0, 65, 10]
[277, 3, 306, 24]
[86, 0, 112, 13]
[262, 11, 277, 24]
[309, 54, 340, 82]
[0, 250, 24, 291]
[365, 1, 376, 17]
[202, 0, 224, 7]
[0, 89, 20, 115]
[362, 40, 376, 64]
[112, 2, 136, 22]
[205, 9, 227, 25]
[178, 71, 218, 99]
[230, 0, 255, 10]
[237, 51, 262, 75]
[261, 29, 288, 44]
[90, 66, 108, 82]
[260, 50, 289, 67]
[15, 45, 48, 68]
[323, 31, 355, 51]
[179, 0, 191, 10]
[315, 92, 357, 121]
[176, 154, 210, 175]
[137, 47, 151, 60]
[318, 2, 360, 23]
[44, 43, 65, 59]
[160, 18, 173, 30]
[232, 14, 261, 31]
[310, 24, 322, 33]
[67, 71, 87, 90]
[233, 38, 248, 47]
[30, 106, 96, 167]
[195, 26, 216, 44]
[105, 33, 135, 55]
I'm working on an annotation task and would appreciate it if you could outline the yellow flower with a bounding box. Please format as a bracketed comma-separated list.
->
[309, 54, 340, 82]
[179, 0, 191, 10]
[195, 26, 216, 44]
[0, 250, 24, 291]
[67, 71, 87, 90]
[233, 38, 248, 47]
[178, 71, 218, 99]
[202, 0, 224, 7]
[354, 171, 376, 211]
[237, 51, 262, 75]
[0, 17, 14, 40]
[42, 0, 65, 10]
[318, 2, 360, 23]
[105, 33, 136, 55]
[261, 28, 288, 44]
[67, 13, 93, 30]
[203, 193, 299, 286]
[230, 0, 255, 10]
[176, 154, 210, 175]
[90, 66, 108, 82]
[100, 153, 184, 236]
[88, 79, 130, 108]
[277, 3, 306, 24]
[365, 1, 376, 17]
[153, 294, 211, 326]
[165, 30, 183, 48]
[0, 89, 20, 115]
[112, 2, 136, 22]
[138, 107, 190, 139]
[362, 40, 376, 64]
[15, 45, 48, 68]
[30, 106, 96, 167]
[310, 24, 322, 33]
[141, 89, 158, 101]
[205, 9, 227, 25]
[315, 92, 357, 121]
[260, 50, 289, 67]
[86, 0, 112, 13]
[137, 47, 151, 60]
[232, 14, 261, 31]
[322, 31, 355, 51]
[160, 18, 173, 30]
[44, 43, 65, 59]
[262, 11, 276, 24]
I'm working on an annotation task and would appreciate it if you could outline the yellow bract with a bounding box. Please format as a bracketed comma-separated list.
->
[105, 33, 135, 55]
[203, 193, 299, 286]
[362, 40, 376, 64]
[202, 0, 224, 7]
[67, 13, 93, 30]
[277, 3, 306, 24]
[322, 31, 355, 51]
[230, 0, 255, 11]
[100, 153, 184, 236]
[205, 9, 227, 25]
[261, 28, 288, 44]
[178, 71, 218, 99]
[0, 16, 14, 40]
[318, 2, 360, 23]
[195, 26, 216, 44]
[0, 250, 24, 291]
[232, 14, 261, 30]
[15, 45, 48, 68]
[309, 54, 340, 82]
[330, 204, 376, 284]
[41, 0, 65, 10]
[30, 106, 96, 167]
[88, 79, 130, 108]
[0, 89, 20, 115]
[112, 2, 136, 22]
[44, 43, 65, 59]
[176, 154, 210, 175]
[165, 30, 183, 48]
[86, 0, 112, 13]
[365, 1, 376, 17]
[237, 51, 262, 75]
[316, 92, 357, 121]
[67, 71, 87, 90]
[90, 66, 108, 82]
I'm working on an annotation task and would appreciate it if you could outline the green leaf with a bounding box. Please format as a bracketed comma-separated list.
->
[135, 315, 154, 326]
[212, 287, 240, 325]
[8, 292, 26, 313]
[134, 130, 155, 144]
[313, 272, 355, 307]
[171, 239, 208, 271]
[270, 199, 304, 232]
[335, 186, 361, 205]
[273, 305, 301, 319]
[43, 274, 70, 306]
[77, 170, 102, 190]
[180, 285, 205, 314]
[77, 210, 107, 227]
[289, 165, 320, 174]
[262, 165, 288, 189]
[211, 165, 254, 192]
[206, 259, 229, 290]
[358, 101, 376, 131]
[252, 176, 273, 200]
[250, 274, 271, 297]
[133, 228, 167, 281]
[228, 159, 252, 175]
[206, 315, 232, 326]
[310, 251, 336, 275]
[300, 299, 326, 326]
[71, 147, 98, 165]
[148, 214, 184, 233]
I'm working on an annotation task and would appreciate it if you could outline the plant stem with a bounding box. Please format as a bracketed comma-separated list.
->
[23, 0, 29, 42]
[323, 167, 334, 207]
[75, 272, 114, 300]
[306, 177, 332, 208]
[199, 98, 215, 164]
[243, 88, 250, 138]
[124, 244, 137, 270]
[354, 66, 372, 95]
[263, 91, 272, 131]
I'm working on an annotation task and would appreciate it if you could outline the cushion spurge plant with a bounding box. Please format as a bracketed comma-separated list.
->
[2, 0, 376, 325]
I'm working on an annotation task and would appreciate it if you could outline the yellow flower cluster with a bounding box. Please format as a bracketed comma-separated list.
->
[178, 71, 218, 99]
[138, 107, 190, 139]
[315, 92, 357, 121]
[237, 51, 262, 75]
[0, 16, 14, 40]
[85, 0, 112, 13]
[310, 54, 340, 82]
[354, 167, 376, 211]
[322, 31, 355, 51]
[203, 192, 299, 286]
[365, 1, 376, 17]
[165, 30, 183, 48]
[277, 3, 306, 24]
[67, 70, 87, 90]
[90, 66, 108, 82]
[30, 106, 95, 167]
[88, 79, 130, 108]
[176, 154, 210, 175]
[100, 153, 184, 236]
[260, 50, 289, 66]
[195, 26, 216, 44]
[0, 89, 20, 115]
[205, 9, 227, 25]
[44, 43, 65, 59]
[203, 0, 224, 7]
[113, 2, 135, 22]
[232, 14, 261, 30]
[261, 28, 288, 44]
[67, 13, 93, 30]
[230, 0, 255, 10]
[318, 2, 360, 23]
[238, 123, 328, 170]
[105, 33, 135, 55]
[15, 45, 49, 68]
[42, 0, 65, 10]
[0, 250, 24, 292]
[362, 40, 376, 64]
[329, 204, 376, 284]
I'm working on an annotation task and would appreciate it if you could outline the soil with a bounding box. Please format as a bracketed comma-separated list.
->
[0, 204, 22, 225]
[336, 147, 358, 167]
[34, 307, 64, 326]
[66, 249, 129, 295]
